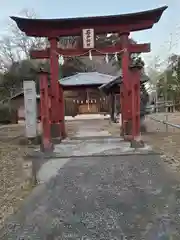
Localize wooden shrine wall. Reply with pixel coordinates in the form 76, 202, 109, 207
64, 88, 111, 116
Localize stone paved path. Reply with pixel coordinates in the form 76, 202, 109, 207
1, 119, 180, 239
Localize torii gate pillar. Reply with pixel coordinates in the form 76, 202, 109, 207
38, 69, 54, 152
120, 33, 131, 136
49, 37, 66, 139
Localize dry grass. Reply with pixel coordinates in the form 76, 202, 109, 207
0, 124, 34, 228
144, 113, 180, 152
98, 113, 180, 172
0, 120, 84, 228
143, 113, 180, 171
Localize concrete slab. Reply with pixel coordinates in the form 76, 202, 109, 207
34, 137, 152, 157
75, 130, 110, 138
37, 158, 70, 184
31, 119, 153, 184
54, 138, 152, 156
65, 114, 110, 121
35, 137, 132, 183
33, 138, 153, 187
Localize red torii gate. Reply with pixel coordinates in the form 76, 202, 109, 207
11, 6, 167, 150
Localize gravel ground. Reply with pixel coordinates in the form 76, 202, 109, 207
1, 154, 180, 239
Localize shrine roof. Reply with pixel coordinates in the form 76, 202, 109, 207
11, 6, 167, 37
99, 72, 149, 94
59, 72, 118, 87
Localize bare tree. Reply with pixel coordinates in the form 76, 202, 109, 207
0, 9, 47, 71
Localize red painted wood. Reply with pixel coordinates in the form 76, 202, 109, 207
30, 43, 150, 59
49, 21, 154, 37
11, 6, 167, 37
49, 38, 67, 138
135, 70, 140, 137
12, 19, 161, 37
129, 68, 141, 138
120, 86, 124, 134
49, 38, 60, 122
58, 85, 66, 138
131, 78, 136, 138
120, 34, 130, 90
120, 34, 131, 137
40, 71, 53, 151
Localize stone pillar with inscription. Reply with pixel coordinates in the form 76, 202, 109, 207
23, 81, 37, 140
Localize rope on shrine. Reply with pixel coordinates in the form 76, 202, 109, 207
54, 48, 127, 65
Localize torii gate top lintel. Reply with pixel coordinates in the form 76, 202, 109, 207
11, 6, 167, 37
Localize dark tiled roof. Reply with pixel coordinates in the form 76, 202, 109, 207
99, 73, 149, 94
59, 72, 118, 87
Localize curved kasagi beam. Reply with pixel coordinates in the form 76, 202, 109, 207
10, 6, 168, 37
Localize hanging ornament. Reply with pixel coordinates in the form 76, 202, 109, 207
115, 52, 118, 62
105, 53, 109, 63
89, 50, 92, 60
59, 55, 64, 65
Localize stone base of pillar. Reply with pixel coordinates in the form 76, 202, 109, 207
40, 140, 54, 153
51, 123, 61, 139
121, 120, 146, 136
60, 121, 66, 139
50, 122, 66, 142
130, 137, 144, 148
52, 137, 62, 144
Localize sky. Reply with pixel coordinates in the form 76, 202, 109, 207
0, 0, 180, 66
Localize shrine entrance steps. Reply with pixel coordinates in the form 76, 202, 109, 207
28, 118, 153, 184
